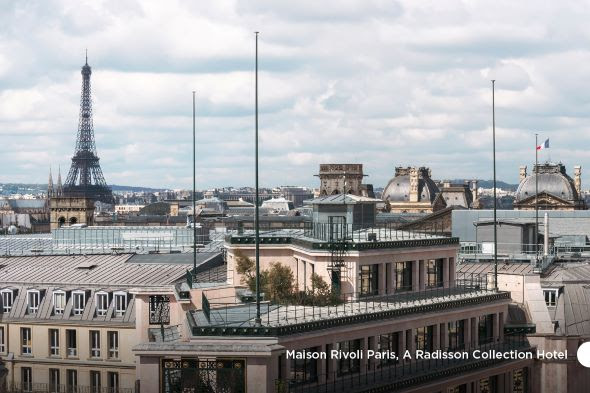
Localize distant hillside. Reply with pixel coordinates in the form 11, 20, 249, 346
0, 183, 170, 195
110, 185, 170, 193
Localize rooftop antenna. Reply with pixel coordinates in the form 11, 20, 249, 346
192, 91, 197, 276
492, 80, 498, 291
254, 31, 262, 326
535, 133, 539, 268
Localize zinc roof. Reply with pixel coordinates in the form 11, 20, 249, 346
0, 254, 190, 287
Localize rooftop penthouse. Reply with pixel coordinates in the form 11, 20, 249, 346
133, 196, 534, 393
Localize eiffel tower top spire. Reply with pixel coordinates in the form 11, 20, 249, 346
62, 55, 113, 204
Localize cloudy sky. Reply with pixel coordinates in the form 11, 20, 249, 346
2, 0, 590, 189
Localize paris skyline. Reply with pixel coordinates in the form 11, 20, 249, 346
1, 0, 589, 189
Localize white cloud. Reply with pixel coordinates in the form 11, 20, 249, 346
2, 0, 590, 188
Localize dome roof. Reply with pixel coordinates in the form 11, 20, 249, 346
382, 174, 440, 203
515, 164, 578, 202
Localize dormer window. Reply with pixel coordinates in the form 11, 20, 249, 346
1, 289, 13, 313
72, 291, 86, 315
27, 290, 40, 314
53, 291, 66, 315
95, 292, 109, 316
114, 292, 127, 317
543, 289, 559, 307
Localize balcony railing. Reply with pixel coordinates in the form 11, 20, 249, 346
190, 273, 508, 336
275, 335, 532, 393
8, 383, 133, 393
229, 222, 454, 245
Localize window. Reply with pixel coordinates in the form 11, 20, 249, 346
478, 314, 494, 345
359, 264, 378, 296
448, 320, 465, 350
108, 331, 119, 359
336, 339, 361, 376
108, 372, 119, 392
21, 367, 32, 392
72, 291, 85, 315
479, 376, 498, 393
415, 325, 434, 352
95, 292, 109, 316
1, 289, 14, 312
21, 327, 32, 355
0, 326, 5, 353
289, 347, 319, 384
49, 369, 60, 393
49, 329, 60, 356
90, 330, 101, 358
544, 289, 558, 307
149, 295, 170, 325
427, 259, 443, 288
512, 367, 528, 393
27, 290, 40, 314
66, 370, 77, 393
114, 292, 127, 317
66, 329, 77, 357
90, 371, 101, 393
378, 332, 400, 366
395, 261, 412, 291
53, 291, 66, 315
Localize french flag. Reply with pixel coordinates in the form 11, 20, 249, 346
537, 138, 549, 150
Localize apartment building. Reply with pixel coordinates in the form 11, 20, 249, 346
0, 253, 203, 393
132, 196, 536, 393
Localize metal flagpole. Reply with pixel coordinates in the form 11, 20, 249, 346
535, 133, 539, 267
193, 91, 197, 276
254, 31, 262, 326
492, 80, 498, 290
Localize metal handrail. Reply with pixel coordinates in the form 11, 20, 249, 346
195, 273, 493, 329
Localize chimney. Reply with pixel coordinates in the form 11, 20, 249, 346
544, 213, 549, 257
409, 167, 419, 202
443, 180, 451, 188
574, 166, 582, 196
519, 166, 527, 183
471, 180, 479, 201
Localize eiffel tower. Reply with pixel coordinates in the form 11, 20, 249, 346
62, 54, 113, 204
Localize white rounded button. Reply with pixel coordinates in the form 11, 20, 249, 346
577, 342, 590, 368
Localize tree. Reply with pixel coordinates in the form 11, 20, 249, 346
305, 273, 341, 306
266, 262, 295, 303
234, 250, 257, 293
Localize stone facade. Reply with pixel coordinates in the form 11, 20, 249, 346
317, 164, 373, 197
49, 196, 95, 229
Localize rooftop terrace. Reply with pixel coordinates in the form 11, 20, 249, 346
228, 222, 458, 251
189, 273, 507, 336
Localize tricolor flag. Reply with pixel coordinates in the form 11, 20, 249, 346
537, 138, 549, 150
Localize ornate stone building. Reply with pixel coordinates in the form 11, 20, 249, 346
514, 163, 586, 210
316, 164, 374, 197
49, 197, 95, 229
381, 166, 479, 213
